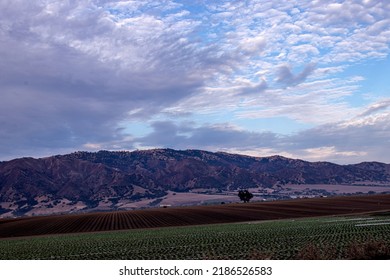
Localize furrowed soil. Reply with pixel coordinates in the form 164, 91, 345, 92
1, 194, 390, 239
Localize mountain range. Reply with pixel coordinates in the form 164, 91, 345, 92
1, 149, 390, 217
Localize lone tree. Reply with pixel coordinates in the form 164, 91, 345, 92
238, 189, 253, 203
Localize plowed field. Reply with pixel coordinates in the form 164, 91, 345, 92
1, 194, 390, 238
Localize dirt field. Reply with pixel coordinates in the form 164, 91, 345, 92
285, 184, 390, 194
1, 194, 390, 239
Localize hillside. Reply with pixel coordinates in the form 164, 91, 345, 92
0, 149, 390, 217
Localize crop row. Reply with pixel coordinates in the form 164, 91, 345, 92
1, 215, 390, 259
1, 194, 390, 238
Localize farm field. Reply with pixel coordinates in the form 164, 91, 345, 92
1, 194, 390, 239
1, 213, 390, 259
284, 184, 390, 195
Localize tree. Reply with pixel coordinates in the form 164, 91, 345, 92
238, 189, 253, 203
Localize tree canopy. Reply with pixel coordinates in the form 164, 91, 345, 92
238, 190, 253, 203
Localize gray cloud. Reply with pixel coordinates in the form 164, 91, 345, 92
284, 113, 390, 163
238, 80, 268, 96
136, 121, 278, 150
276, 63, 317, 86
132, 114, 390, 164
0, 0, 231, 158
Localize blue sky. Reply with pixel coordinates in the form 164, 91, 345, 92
0, 0, 389, 163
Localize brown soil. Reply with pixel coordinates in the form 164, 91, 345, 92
1, 194, 390, 238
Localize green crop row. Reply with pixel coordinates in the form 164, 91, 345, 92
1, 215, 389, 260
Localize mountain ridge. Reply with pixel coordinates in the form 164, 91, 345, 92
1, 149, 389, 217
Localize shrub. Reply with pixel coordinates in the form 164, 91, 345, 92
346, 240, 390, 260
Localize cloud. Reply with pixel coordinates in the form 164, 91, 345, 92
0, 0, 226, 158
164, 0, 390, 121
135, 121, 278, 150
280, 111, 390, 163
240, 36, 267, 55
132, 110, 390, 163
236, 79, 268, 96
276, 63, 317, 86
358, 99, 390, 117
0, 0, 389, 163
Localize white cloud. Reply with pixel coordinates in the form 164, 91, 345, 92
296, 146, 368, 162
166, 0, 390, 122
358, 99, 390, 117
240, 36, 266, 55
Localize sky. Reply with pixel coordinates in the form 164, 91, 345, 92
0, 0, 389, 164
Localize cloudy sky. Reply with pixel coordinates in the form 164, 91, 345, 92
1, 0, 389, 163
